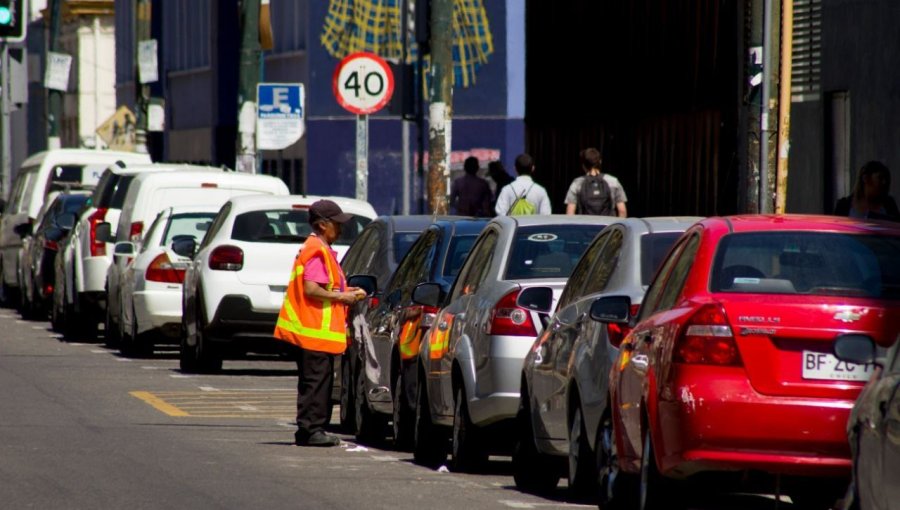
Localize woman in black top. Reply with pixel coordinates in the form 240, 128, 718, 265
834, 160, 899, 221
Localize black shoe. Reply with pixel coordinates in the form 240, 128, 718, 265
296, 431, 341, 447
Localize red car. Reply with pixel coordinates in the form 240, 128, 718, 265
597, 215, 900, 510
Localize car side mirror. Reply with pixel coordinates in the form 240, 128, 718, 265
171, 235, 198, 258
516, 286, 553, 314
833, 334, 881, 367
589, 295, 632, 324
13, 222, 32, 238
95, 222, 112, 243
412, 282, 442, 308
347, 274, 377, 297
56, 213, 76, 231
113, 241, 136, 258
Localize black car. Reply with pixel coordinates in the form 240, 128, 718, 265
834, 334, 900, 510
343, 217, 488, 447
337, 216, 441, 420
20, 192, 90, 320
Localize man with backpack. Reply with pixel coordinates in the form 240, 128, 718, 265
495, 153, 552, 216
565, 147, 627, 217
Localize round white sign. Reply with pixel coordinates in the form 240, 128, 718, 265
332, 52, 395, 115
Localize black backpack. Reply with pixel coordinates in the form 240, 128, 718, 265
577, 174, 615, 215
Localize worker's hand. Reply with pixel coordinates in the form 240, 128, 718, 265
336, 290, 365, 305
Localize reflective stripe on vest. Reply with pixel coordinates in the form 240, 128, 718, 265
273, 235, 348, 354
398, 317, 423, 360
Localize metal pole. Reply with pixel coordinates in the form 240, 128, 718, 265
1, 43, 11, 199
775, 0, 793, 214
133, 0, 151, 154
47, 0, 62, 149
401, 119, 410, 214
236, 0, 261, 173
759, 0, 774, 213
427, 0, 453, 214
355, 114, 368, 201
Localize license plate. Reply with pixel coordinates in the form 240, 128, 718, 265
802, 351, 875, 382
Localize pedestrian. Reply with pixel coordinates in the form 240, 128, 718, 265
495, 153, 552, 216
274, 199, 367, 447
449, 156, 493, 217
833, 160, 899, 221
487, 160, 514, 209
565, 147, 627, 217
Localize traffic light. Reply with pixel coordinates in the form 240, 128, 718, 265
0, 0, 26, 43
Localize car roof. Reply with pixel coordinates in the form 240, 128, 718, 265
161, 205, 224, 215
492, 214, 616, 228
386, 215, 451, 231
712, 214, 900, 235
626, 216, 703, 233
224, 194, 378, 219
21, 149, 151, 167
433, 217, 490, 235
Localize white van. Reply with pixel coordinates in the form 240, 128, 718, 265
0, 149, 151, 301
103, 169, 290, 343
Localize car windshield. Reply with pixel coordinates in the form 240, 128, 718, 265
711, 232, 900, 299
640, 232, 682, 285
393, 232, 421, 263
230, 209, 371, 245
161, 213, 217, 246
442, 235, 477, 277
505, 225, 604, 280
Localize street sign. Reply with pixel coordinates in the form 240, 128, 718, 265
137, 39, 159, 84
332, 52, 395, 115
45, 52, 72, 91
256, 83, 305, 151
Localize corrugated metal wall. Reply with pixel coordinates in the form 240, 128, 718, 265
525, 0, 739, 217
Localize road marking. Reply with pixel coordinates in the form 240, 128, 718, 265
91, 349, 107, 353
199, 386, 219, 392
498, 501, 594, 509
170, 374, 193, 378
130, 390, 296, 418
31, 326, 47, 330
131, 391, 190, 417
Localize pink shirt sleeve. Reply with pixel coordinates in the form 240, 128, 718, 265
303, 254, 330, 285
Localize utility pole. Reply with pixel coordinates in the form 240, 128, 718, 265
133, 0, 151, 154
426, 0, 452, 214
236, 0, 261, 173
1, 43, 10, 198
775, 0, 793, 214
47, 0, 62, 150
759, 0, 776, 214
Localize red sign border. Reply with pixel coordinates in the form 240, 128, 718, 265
332, 52, 396, 115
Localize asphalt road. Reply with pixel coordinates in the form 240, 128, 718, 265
0, 309, 804, 510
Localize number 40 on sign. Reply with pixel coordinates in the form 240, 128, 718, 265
332, 52, 394, 116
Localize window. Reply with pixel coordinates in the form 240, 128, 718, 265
583, 228, 624, 296
638, 234, 691, 322
140, 212, 165, 254
451, 229, 498, 301
711, 232, 900, 299
557, 230, 608, 309
504, 225, 604, 280
161, 212, 217, 246
654, 234, 700, 312
386, 230, 438, 303
231, 209, 313, 243
199, 203, 231, 250
640, 233, 682, 285
442, 235, 478, 278
341, 227, 374, 275
8, 168, 36, 213
393, 232, 423, 264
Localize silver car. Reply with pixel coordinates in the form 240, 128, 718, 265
513, 217, 698, 501
412, 215, 612, 471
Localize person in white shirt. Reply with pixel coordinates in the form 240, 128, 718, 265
495, 153, 553, 216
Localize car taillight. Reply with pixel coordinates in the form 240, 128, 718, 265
129, 221, 144, 243
145, 253, 185, 284
44, 239, 59, 251
368, 296, 380, 308
489, 289, 537, 337
88, 208, 108, 257
209, 245, 243, 271
607, 304, 641, 348
42, 283, 54, 298
674, 303, 742, 366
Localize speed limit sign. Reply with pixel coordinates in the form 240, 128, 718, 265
333, 52, 395, 115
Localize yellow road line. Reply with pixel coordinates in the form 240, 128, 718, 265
130, 391, 190, 417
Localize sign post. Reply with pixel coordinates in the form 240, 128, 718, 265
333, 52, 394, 203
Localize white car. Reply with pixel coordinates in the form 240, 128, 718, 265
104, 169, 290, 348
180, 194, 377, 372
59, 163, 192, 337
115, 206, 220, 357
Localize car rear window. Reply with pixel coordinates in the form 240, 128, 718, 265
640, 232, 682, 285
94, 174, 136, 209
393, 232, 421, 263
230, 209, 371, 245
161, 213, 217, 246
505, 225, 605, 280
711, 232, 900, 299
442, 235, 477, 277
44, 164, 104, 194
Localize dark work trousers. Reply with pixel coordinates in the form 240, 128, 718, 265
294, 347, 334, 442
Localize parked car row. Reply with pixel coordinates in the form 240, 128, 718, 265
337, 214, 899, 510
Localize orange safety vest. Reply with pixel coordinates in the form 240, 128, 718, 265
273, 234, 348, 354
398, 313, 424, 360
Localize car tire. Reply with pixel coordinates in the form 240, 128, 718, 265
450, 386, 487, 473
120, 307, 153, 358
179, 315, 199, 373
788, 479, 844, 510
0, 270, 19, 309
413, 376, 448, 468
512, 394, 560, 495
596, 410, 635, 510
104, 292, 120, 348
353, 362, 386, 444
568, 405, 598, 501
392, 371, 415, 451
50, 292, 63, 332
639, 428, 681, 510
339, 353, 356, 432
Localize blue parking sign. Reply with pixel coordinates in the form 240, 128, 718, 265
257, 83, 305, 150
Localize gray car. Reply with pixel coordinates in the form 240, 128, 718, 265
412, 215, 612, 471
513, 217, 698, 501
